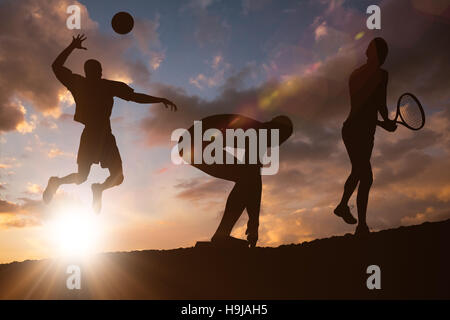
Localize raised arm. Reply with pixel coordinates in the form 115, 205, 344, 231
52, 34, 86, 84
129, 92, 177, 111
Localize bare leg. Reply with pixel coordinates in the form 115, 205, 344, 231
339, 170, 359, 207
43, 163, 90, 203
335, 132, 360, 224
91, 167, 124, 213
356, 163, 373, 227
212, 181, 247, 239
58, 163, 91, 185
334, 167, 359, 225
335, 135, 367, 225
245, 173, 262, 248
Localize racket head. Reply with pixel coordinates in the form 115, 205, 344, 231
395, 93, 425, 130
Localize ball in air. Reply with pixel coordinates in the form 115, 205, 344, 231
111, 11, 134, 35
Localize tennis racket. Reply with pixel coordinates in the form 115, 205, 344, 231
394, 93, 425, 130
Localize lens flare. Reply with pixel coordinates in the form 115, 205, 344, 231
48, 205, 102, 258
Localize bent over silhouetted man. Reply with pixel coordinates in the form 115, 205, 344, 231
180, 114, 293, 247
334, 37, 397, 236
43, 34, 177, 213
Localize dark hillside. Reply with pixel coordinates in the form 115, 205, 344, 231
1, 219, 449, 299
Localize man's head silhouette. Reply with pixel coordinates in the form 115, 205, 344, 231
266, 115, 293, 144
366, 37, 388, 66
84, 59, 102, 79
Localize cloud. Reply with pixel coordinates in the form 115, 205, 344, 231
314, 20, 328, 41
0, 197, 43, 229
15, 103, 38, 134
1, 0, 449, 249
133, 15, 165, 72
0, 189, 91, 230
25, 183, 43, 195
175, 177, 231, 203
189, 74, 208, 89
186, 0, 217, 11
242, 0, 272, 15
137, 0, 450, 246
0, 0, 93, 129
0, 0, 162, 133
189, 54, 231, 89
47, 147, 75, 159
0, 157, 20, 171
180, 0, 230, 48
194, 14, 231, 47
221, 64, 257, 91
0, 199, 20, 214
0, 103, 24, 133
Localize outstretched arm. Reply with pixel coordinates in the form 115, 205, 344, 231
129, 92, 177, 111
52, 34, 86, 84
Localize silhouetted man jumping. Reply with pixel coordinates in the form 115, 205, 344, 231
334, 37, 397, 236
43, 34, 177, 213
180, 114, 293, 247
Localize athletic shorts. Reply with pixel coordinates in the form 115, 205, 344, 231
77, 127, 122, 170
342, 124, 374, 166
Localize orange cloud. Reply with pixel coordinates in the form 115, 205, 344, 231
0, 0, 162, 133
47, 148, 74, 159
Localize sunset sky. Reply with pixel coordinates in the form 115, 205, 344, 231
0, 0, 449, 263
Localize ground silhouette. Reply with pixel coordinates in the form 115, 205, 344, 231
0, 219, 449, 299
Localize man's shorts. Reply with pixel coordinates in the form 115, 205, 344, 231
342, 124, 374, 166
77, 127, 122, 170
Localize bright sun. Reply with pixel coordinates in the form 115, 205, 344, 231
48, 205, 102, 258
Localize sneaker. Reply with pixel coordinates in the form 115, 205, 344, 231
211, 235, 250, 249
334, 204, 357, 225
43, 177, 59, 204
245, 229, 258, 248
91, 183, 103, 214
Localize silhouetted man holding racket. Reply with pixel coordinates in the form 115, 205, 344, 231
334, 38, 397, 236
43, 34, 177, 213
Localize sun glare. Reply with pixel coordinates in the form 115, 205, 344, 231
48, 205, 103, 258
